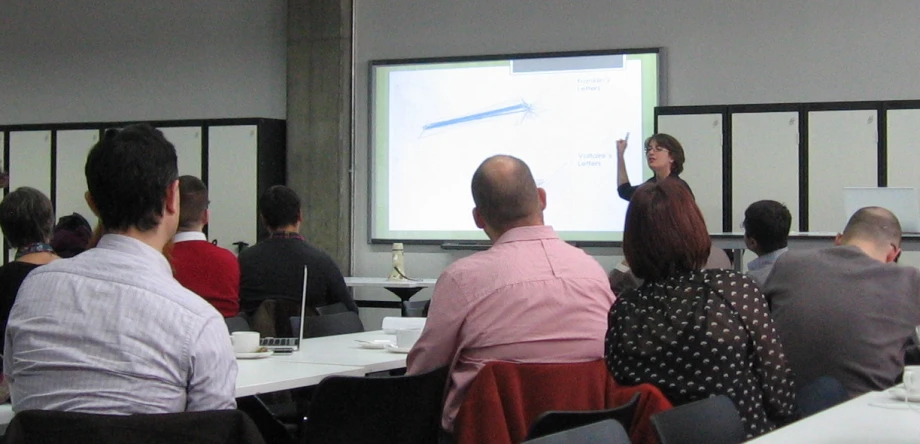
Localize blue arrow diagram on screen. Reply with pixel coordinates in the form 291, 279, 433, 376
422, 100, 533, 131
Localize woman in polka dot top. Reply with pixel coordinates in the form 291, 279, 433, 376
605, 179, 796, 439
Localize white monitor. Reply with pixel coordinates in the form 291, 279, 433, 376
842, 187, 920, 233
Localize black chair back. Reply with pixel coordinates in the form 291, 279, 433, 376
293, 312, 364, 338
226, 315, 252, 333
1, 409, 265, 444
301, 366, 448, 444
650, 395, 745, 444
523, 419, 630, 444
796, 375, 849, 417
315, 303, 349, 316
526, 392, 640, 440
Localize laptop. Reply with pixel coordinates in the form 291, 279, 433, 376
259, 265, 308, 351
843, 187, 920, 233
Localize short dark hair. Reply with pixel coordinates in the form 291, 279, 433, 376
471, 155, 540, 232
841, 206, 902, 247
259, 185, 301, 230
645, 133, 686, 175
743, 200, 792, 253
178, 175, 208, 230
50, 212, 93, 258
624, 179, 711, 281
85, 124, 178, 232
0, 187, 55, 249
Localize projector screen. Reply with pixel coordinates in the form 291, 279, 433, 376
369, 49, 660, 243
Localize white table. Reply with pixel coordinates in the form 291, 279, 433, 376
235, 359, 364, 397
271, 330, 408, 373
747, 390, 920, 443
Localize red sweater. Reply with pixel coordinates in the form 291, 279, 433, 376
170, 240, 240, 317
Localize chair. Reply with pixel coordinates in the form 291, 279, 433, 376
523, 419, 630, 444
454, 360, 672, 444
315, 303, 349, 315
1, 409, 265, 444
650, 395, 745, 444
401, 300, 429, 317
226, 315, 253, 333
796, 376, 849, 418
526, 392, 640, 440
300, 365, 448, 444
291, 312, 365, 338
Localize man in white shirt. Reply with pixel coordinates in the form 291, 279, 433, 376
743, 200, 792, 286
3, 124, 237, 414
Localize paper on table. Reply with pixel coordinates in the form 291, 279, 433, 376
382, 316, 426, 334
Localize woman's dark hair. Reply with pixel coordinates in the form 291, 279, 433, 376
85, 124, 178, 232
623, 179, 710, 281
645, 133, 686, 175
50, 212, 94, 258
0, 187, 55, 249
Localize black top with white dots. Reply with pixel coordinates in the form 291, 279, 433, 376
605, 269, 795, 438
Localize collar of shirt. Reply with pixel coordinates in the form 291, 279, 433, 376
493, 225, 558, 246
269, 231, 305, 241
97, 234, 173, 277
173, 231, 208, 243
748, 247, 788, 271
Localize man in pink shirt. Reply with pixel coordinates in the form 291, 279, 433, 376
407, 155, 617, 434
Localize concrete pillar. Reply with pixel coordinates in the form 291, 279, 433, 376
287, 0, 353, 270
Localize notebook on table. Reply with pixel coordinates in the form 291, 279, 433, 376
259, 265, 308, 351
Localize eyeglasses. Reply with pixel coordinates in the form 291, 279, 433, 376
644, 145, 669, 154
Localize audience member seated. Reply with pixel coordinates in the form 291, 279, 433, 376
0, 187, 60, 355
3, 124, 237, 414
764, 206, 920, 397
605, 180, 795, 439
743, 200, 791, 286
608, 246, 734, 295
49, 212, 93, 258
239, 185, 357, 320
170, 175, 240, 317
407, 155, 617, 435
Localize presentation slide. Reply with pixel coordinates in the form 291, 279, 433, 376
371, 50, 659, 242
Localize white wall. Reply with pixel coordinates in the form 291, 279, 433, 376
0, 0, 287, 124
351, 0, 920, 305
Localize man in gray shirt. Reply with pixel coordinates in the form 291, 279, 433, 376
764, 207, 920, 397
3, 125, 237, 413
743, 200, 791, 286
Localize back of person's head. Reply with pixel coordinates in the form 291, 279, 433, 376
0, 187, 55, 249
743, 200, 792, 253
645, 133, 686, 175
471, 155, 542, 233
624, 179, 711, 281
259, 185, 301, 231
178, 175, 209, 231
840, 206, 902, 249
50, 212, 93, 258
85, 124, 178, 232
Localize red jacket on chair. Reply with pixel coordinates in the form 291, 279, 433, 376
453, 360, 672, 444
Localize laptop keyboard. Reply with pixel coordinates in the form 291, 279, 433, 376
260, 338, 299, 347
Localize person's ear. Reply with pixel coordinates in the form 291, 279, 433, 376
298, 210, 304, 224
834, 233, 844, 246
164, 180, 180, 215
744, 234, 757, 252
472, 207, 485, 229
886, 245, 902, 263
202, 209, 211, 227
84, 192, 100, 217
537, 188, 547, 210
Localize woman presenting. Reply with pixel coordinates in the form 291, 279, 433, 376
616, 133, 692, 201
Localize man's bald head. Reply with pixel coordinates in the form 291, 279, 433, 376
840, 206, 902, 248
471, 155, 543, 234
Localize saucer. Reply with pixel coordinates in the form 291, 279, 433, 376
385, 343, 412, 354
235, 350, 274, 359
355, 339, 393, 349
887, 387, 920, 403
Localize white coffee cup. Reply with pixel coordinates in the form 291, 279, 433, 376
904, 366, 920, 395
231, 331, 261, 353
396, 328, 422, 349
